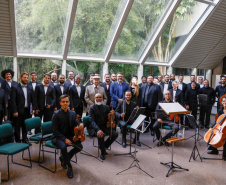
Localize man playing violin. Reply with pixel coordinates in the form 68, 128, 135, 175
153, 90, 179, 146
88, 93, 118, 160
115, 90, 140, 148
52, 94, 83, 178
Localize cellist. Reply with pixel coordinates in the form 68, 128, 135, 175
88, 93, 118, 160
207, 96, 226, 160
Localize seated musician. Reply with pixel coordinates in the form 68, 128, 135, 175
52, 94, 83, 178
153, 90, 179, 146
207, 96, 226, 160
88, 93, 118, 160
115, 90, 140, 148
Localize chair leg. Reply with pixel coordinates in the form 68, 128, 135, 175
12, 148, 32, 168
1, 155, 10, 182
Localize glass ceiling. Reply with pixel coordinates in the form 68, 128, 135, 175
12, 0, 217, 65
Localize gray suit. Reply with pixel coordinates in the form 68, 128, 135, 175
85, 85, 107, 109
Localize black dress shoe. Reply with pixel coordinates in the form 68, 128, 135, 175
35, 141, 39, 144
59, 156, 67, 169
207, 150, 219, 155
27, 131, 32, 135
103, 151, 108, 155
222, 156, 226, 161
67, 166, 73, 178
164, 141, 169, 147
100, 154, 105, 160
136, 140, 141, 147
151, 131, 155, 136
157, 142, 163, 147
122, 142, 126, 148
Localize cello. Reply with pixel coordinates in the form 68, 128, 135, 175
204, 113, 226, 148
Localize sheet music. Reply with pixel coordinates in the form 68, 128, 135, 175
158, 102, 190, 115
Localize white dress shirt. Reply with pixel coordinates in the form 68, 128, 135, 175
163, 83, 169, 94
173, 89, 176, 102
76, 84, 81, 97
21, 83, 28, 107
178, 83, 183, 91
43, 83, 48, 105
7, 80, 12, 88
31, 81, 36, 91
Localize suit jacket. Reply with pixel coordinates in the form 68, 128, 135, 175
3, 80, 18, 103
52, 109, 79, 141
49, 81, 59, 88
65, 79, 75, 87
85, 85, 107, 107
88, 104, 110, 133
34, 84, 56, 111
169, 88, 184, 106
139, 83, 146, 88
140, 83, 162, 110
100, 82, 111, 106
69, 84, 86, 109
110, 82, 129, 108
0, 88, 7, 115
11, 84, 33, 115
115, 100, 136, 120
187, 82, 200, 91
27, 81, 42, 92
0, 78, 5, 88
160, 81, 172, 93
54, 84, 70, 109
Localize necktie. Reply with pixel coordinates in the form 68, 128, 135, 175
44, 84, 49, 87
22, 85, 27, 88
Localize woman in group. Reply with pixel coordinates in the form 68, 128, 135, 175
129, 77, 141, 107
207, 96, 226, 160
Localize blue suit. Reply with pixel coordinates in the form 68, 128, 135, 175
110, 82, 129, 108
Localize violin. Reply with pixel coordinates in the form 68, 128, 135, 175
169, 114, 179, 123
107, 103, 116, 128
73, 115, 85, 142
204, 113, 226, 148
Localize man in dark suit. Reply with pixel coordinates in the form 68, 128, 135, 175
52, 94, 83, 178
115, 91, 139, 148
197, 77, 204, 88
177, 74, 187, 104
160, 74, 172, 95
0, 86, 7, 125
138, 76, 147, 87
1, 69, 18, 121
187, 75, 200, 91
0, 77, 6, 89
54, 74, 70, 110
88, 93, 118, 160
215, 75, 226, 110
65, 71, 75, 87
110, 72, 129, 109
141, 74, 162, 134
11, 72, 33, 143
34, 73, 56, 123
100, 74, 111, 106
85, 74, 95, 87
170, 73, 175, 82
169, 81, 184, 105
153, 91, 179, 146
69, 75, 86, 117
49, 72, 59, 87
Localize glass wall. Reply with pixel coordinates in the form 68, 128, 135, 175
143, 65, 159, 77
66, 61, 103, 85
148, 0, 209, 63
17, 58, 63, 82
108, 63, 138, 83
15, 0, 70, 55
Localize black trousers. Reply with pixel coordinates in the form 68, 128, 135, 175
0, 110, 3, 125
199, 104, 212, 127
13, 108, 32, 143
74, 106, 83, 118
153, 120, 179, 140
118, 120, 140, 142
52, 137, 82, 167
144, 107, 155, 131
36, 107, 54, 133
89, 127, 118, 153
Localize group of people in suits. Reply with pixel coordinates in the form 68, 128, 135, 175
1, 68, 226, 178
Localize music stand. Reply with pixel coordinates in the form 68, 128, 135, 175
116, 115, 153, 178
186, 114, 202, 162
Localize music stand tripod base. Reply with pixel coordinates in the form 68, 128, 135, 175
161, 138, 189, 177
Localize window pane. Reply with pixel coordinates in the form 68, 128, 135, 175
108, 63, 137, 83
68, 0, 125, 58
66, 61, 103, 85
17, 58, 63, 82
143, 65, 160, 77
111, 0, 171, 60
15, 0, 70, 55
148, 0, 209, 63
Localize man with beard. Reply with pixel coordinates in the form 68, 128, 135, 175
170, 74, 175, 82
88, 93, 118, 160
111, 73, 116, 83
70, 75, 86, 118
215, 75, 226, 110
141, 74, 162, 135
110, 72, 129, 109
49, 72, 58, 87
100, 74, 111, 106
54, 74, 70, 110
65, 71, 75, 86
11, 72, 33, 143
160, 74, 172, 95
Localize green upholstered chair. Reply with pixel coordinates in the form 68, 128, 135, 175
0, 123, 32, 182
38, 121, 77, 173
